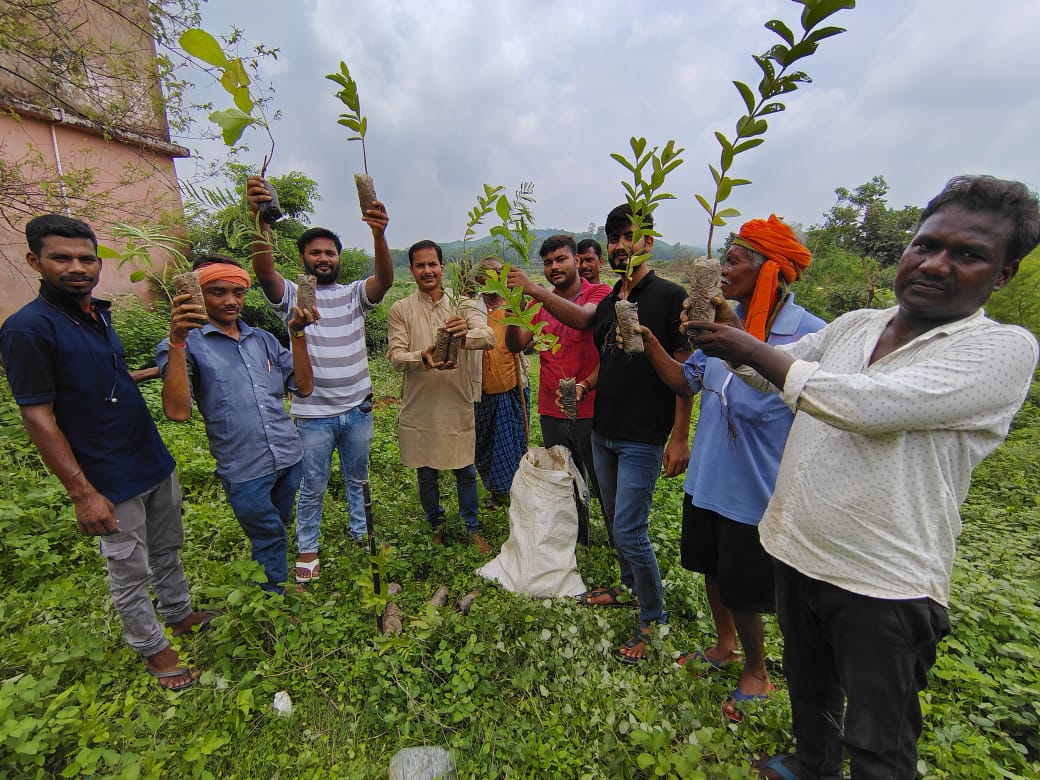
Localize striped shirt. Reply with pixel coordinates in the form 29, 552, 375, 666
268, 277, 375, 417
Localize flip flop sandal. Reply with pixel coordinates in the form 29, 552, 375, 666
752, 754, 800, 780
677, 648, 739, 676
295, 558, 321, 584
578, 586, 639, 608
146, 664, 198, 691
613, 631, 651, 665
723, 682, 776, 723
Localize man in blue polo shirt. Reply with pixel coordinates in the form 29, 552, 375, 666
157, 256, 315, 593
0, 214, 216, 691
639, 216, 824, 722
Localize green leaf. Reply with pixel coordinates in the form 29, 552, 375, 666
764, 19, 795, 45
807, 25, 847, 43
232, 86, 253, 113
717, 207, 741, 218
209, 108, 256, 145
359, 116, 368, 138
759, 102, 786, 115
220, 59, 250, 94
717, 178, 733, 201
630, 136, 647, 158
129, 270, 146, 282
729, 177, 752, 187
96, 244, 119, 259
733, 80, 756, 114
695, 193, 714, 215
801, 0, 855, 32
495, 195, 511, 223
768, 43, 792, 67
709, 165, 722, 186
733, 138, 764, 154
179, 29, 228, 68
712, 215, 728, 226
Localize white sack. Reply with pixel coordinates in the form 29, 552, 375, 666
478, 445, 587, 597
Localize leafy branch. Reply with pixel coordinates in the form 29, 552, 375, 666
696, 0, 855, 257
179, 27, 277, 174
463, 184, 504, 257
326, 60, 369, 174
97, 224, 190, 301
610, 137, 685, 284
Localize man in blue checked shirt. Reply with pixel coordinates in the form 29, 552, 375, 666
158, 255, 316, 593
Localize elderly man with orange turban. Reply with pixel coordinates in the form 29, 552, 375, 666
637, 214, 825, 722
158, 255, 316, 593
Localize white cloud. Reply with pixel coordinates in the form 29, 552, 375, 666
175, 0, 1040, 251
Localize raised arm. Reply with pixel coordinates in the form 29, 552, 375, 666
363, 201, 394, 304
507, 266, 598, 330
246, 175, 286, 304
506, 323, 533, 354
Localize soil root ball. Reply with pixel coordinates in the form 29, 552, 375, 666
355, 173, 378, 214
432, 327, 460, 366
173, 272, 207, 319
615, 299, 643, 353
382, 582, 404, 635
296, 274, 317, 312
682, 256, 722, 336
456, 588, 481, 616
558, 378, 577, 420
430, 586, 450, 607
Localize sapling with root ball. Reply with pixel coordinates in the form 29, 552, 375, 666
609, 137, 685, 353
681, 0, 854, 338
179, 27, 283, 223
326, 60, 378, 214
431, 257, 479, 367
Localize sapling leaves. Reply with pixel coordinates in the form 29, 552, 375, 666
326, 60, 369, 173
179, 28, 228, 68
695, 2, 854, 256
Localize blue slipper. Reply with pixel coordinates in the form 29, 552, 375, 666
723, 682, 775, 723
677, 648, 737, 676
752, 754, 800, 780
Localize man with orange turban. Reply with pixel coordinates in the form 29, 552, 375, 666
158, 255, 316, 593
637, 215, 824, 722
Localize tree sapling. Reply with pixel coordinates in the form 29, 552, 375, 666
326, 60, 377, 214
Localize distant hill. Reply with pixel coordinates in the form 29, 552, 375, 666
389, 227, 706, 267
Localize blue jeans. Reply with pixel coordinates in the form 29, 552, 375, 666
222, 460, 303, 592
591, 431, 666, 626
295, 403, 374, 549
417, 465, 479, 533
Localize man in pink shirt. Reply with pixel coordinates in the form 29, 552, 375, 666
506, 234, 611, 545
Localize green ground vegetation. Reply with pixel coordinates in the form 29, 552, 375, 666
1, 328, 1038, 777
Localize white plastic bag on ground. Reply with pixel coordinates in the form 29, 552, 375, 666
478, 445, 587, 597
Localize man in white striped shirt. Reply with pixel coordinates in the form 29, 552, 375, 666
689, 175, 1040, 780
248, 176, 393, 584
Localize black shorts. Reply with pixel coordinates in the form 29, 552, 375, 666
680, 494, 775, 614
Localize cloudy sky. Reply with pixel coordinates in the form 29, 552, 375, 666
175, 0, 1040, 253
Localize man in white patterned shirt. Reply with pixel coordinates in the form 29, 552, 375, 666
248, 177, 393, 583
689, 176, 1040, 780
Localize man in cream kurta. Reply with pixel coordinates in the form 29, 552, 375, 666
388, 240, 494, 553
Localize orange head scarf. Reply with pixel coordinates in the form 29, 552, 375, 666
196, 263, 251, 289
732, 214, 811, 341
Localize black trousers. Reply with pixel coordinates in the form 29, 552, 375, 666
540, 415, 603, 546
775, 561, 951, 780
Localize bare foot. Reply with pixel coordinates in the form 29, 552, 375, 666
145, 646, 200, 691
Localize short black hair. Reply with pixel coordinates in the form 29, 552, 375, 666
25, 214, 98, 255
605, 203, 653, 241
539, 234, 577, 259
297, 227, 342, 255
408, 239, 443, 266
191, 253, 243, 270
575, 238, 602, 258
920, 175, 1040, 264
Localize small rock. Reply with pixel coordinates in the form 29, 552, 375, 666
388, 746, 456, 780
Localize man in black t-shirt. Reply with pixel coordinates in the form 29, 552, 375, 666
575, 204, 692, 663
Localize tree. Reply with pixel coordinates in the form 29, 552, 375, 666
984, 247, 1040, 338
813, 175, 920, 267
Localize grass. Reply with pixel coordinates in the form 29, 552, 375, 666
0, 355, 1038, 779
